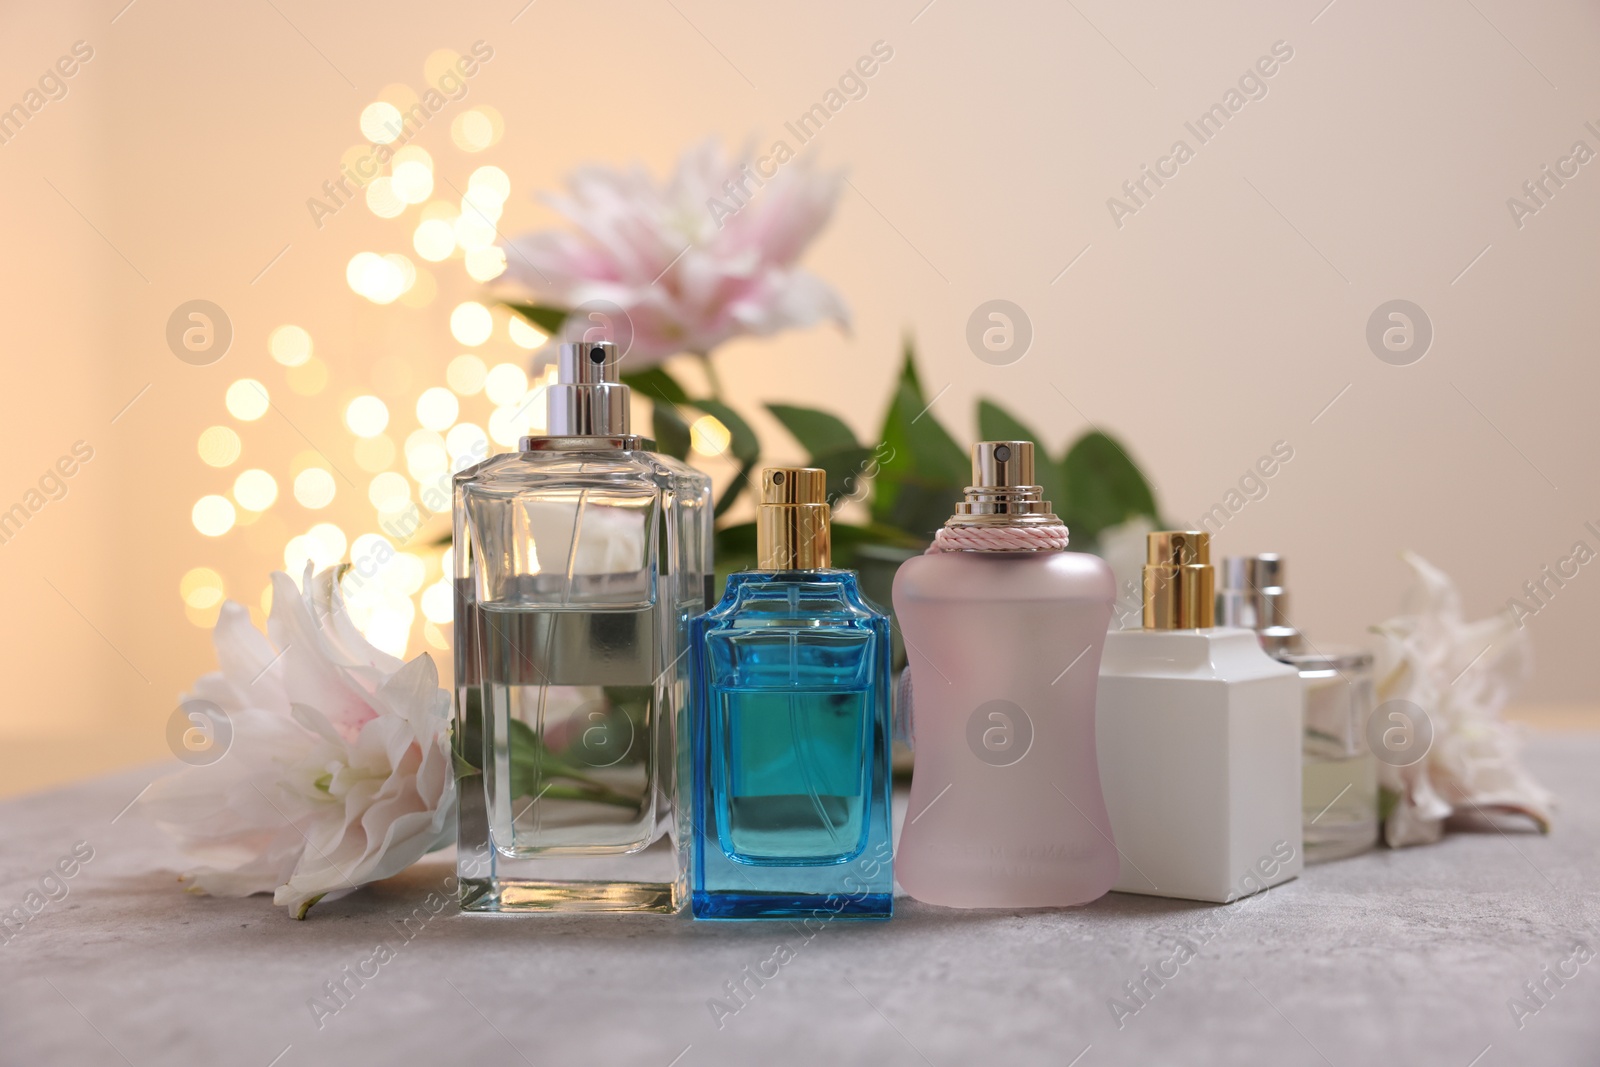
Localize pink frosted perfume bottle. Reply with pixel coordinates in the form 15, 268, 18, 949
892, 441, 1120, 909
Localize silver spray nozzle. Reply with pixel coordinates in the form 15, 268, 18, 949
946, 441, 1062, 529
545, 341, 630, 436
1218, 553, 1301, 652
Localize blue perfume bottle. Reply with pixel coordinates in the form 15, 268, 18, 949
690, 468, 893, 920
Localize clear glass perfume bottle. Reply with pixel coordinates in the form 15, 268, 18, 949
892, 442, 1120, 909
690, 468, 893, 920
1217, 554, 1379, 863
453, 340, 712, 913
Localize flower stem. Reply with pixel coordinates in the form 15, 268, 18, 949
697, 351, 724, 403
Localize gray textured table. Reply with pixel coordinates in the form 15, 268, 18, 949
3, 735, 1596, 1067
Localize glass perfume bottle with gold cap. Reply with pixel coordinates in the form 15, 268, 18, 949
1096, 531, 1304, 904
689, 468, 893, 920
453, 340, 712, 913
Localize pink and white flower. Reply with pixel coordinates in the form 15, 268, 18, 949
1371, 552, 1554, 846
505, 139, 848, 364
142, 566, 455, 918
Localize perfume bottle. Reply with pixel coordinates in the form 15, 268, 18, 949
893, 441, 1120, 909
690, 468, 893, 920
1218, 554, 1378, 863
1097, 531, 1303, 903
453, 340, 713, 913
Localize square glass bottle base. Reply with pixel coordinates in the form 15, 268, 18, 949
691, 889, 891, 921
457, 844, 686, 914
690, 835, 896, 921
455, 772, 688, 915
462, 878, 678, 914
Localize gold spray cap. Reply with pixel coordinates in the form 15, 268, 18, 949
1143, 530, 1215, 630
756, 468, 831, 570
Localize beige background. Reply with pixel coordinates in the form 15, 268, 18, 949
2, 0, 1595, 795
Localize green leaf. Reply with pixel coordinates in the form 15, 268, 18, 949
767, 404, 871, 503
830, 522, 927, 552
711, 521, 921, 586
715, 521, 920, 559
1378, 785, 1400, 827
621, 366, 694, 459
766, 404, 860, 457
811, 447, 875, 505
506, 718, 544, 801
652, 402, 691, 460
711, 521, 757, 601
871, 338, 969, 540
505, 303, 568, 335
505, 717, 642, 809
1059, 429, 1159, 544
976, 398, 1033, 444
714, 521, 758, 558
622, 366, 691, 406
454, 686, 483, 773
977, 399, 1066, 511
692, 399, 761, 520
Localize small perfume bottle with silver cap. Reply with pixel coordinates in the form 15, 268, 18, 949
1218, 554, 1378, 863
689, 468, 893, 920
893, 442, 1120, 909
1097, 532, 1303, 903
453, 340, 713, 913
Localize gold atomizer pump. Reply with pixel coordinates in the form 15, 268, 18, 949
756, 467, 831, 570
1143, 530, 1215, 630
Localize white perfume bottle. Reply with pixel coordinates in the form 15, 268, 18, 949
1096, 531, 1303, 903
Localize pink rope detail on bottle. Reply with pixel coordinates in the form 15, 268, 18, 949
925, 524, 1070, 554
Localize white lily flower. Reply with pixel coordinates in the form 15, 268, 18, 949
1370, 552, 1553, 847
143, 566, 455, 918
